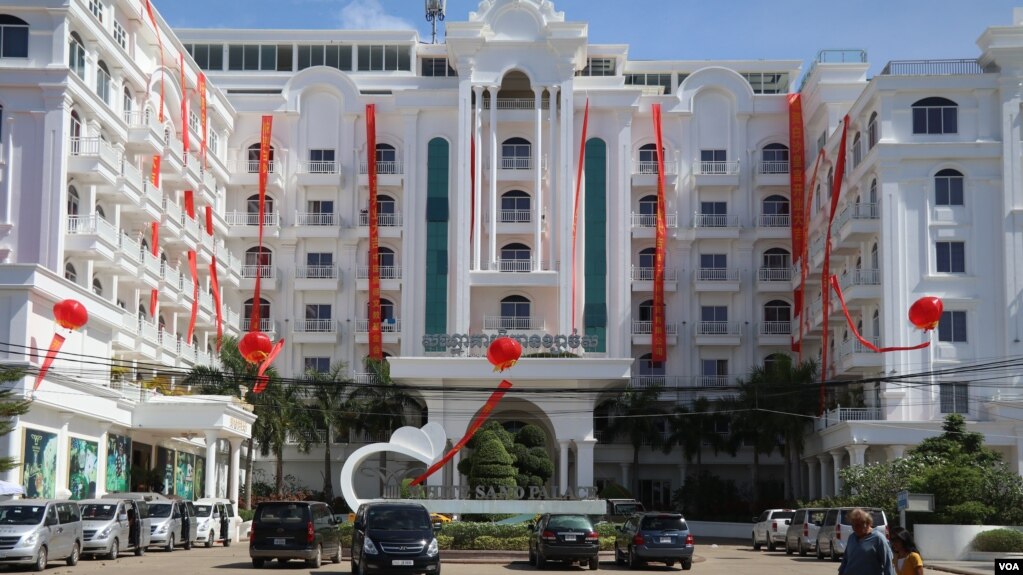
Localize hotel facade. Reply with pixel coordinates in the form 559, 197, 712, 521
1, 0, 1022, 508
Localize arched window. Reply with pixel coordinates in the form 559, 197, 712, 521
638, 352, 664, 375
935, 168, 964, 206
763, 353, 786, 371
912, 97, 958, 135
69, 31, 86, 79
501, 137, 531, 169
0, 15, 29, 58
138, 304, 147, 319
64, 262, 77, 283
377, 194, 396, 214
500, 190, 531, 222
375, 143, 396, 163
763, 300, 791, 327
852, 133, 862, 167
499, 295, 531, 329
814, 184, 821, 214
870, 243, 879, 269
372, 298, 396, 327
67, 186, 80, 216
499, 243, 531, 272
762, 194, 789, 226
96, 60, 111, 104
761, 143, 789, 174
869, 178, 878, 205
827, 168, 834, 200
762, 247, 790, 270
638, 299, 654, 322
638, 194, 658, 226
122, 86, 133, 116
638, 143, 661, 174
867, 112, 879, 148
69, 111, 82, 154
377, 246, 396, 273
243, 298, 271, 330
95, 205, 106, 220
92, 277, 103, 296
245, 194, 274, 225
246, 142, 275, 173
638, 247, 655, 275
245, 247, 272, 277
855, 256, 862, 271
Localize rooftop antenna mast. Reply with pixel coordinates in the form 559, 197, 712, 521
425, 0, 446, 44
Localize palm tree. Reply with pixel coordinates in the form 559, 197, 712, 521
350, 358, 420, 493
663, 396, 731, 480
301, 362, 358, 502
603, 384, 668, 497
250, 381, 308, 494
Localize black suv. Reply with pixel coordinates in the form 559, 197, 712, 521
528, 513, 600, 570
249, 501, 342, 568
351, 502, 440, 575
614, 512, 694, 570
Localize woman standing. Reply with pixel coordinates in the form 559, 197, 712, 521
891, 529, 924, 575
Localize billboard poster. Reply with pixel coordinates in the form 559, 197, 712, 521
105, 434, 131, 493
194, 456, 205, 499
175, 452, 194, 500
68, 437, 98, 500
156, 447, 175, 496
22, 428, 57, 499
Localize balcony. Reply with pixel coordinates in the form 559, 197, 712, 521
354, 318, 402, 344
295, 265, 341, 290
838, 337, 883, 372
227, 159, 284, 190
833, 202, 880, 249
108, 160, 145, 206
757, 321, 792, 346
68, 137, 121, 185
693, 214, 741, 238
815, 406, 884, 432
880, 58, 988, 76
240, 264, 278, 291
631, 161, 679, 187
757, 267, 792, 292
483, 259, 555, 273
296, 161, 342, 186
696, 375, 731, 388
630, 266, 678, 292
358, 211, 403, 227
482, 316, 544, 331
692, 160, 740, 187
482, 98, 551, 110
356, 265, 401, 291
241, 318, 277, 337
693, 268, 741, 292
292, 319, 340, 344
755, 161, 790, 186
225, 211, 281, 239
499, 209, 532, 224
694, 321, 742, 346
631, 321, 679, 346
756, 214, 791, 228
630, 212, 678, 239
295, 212, 338, 227
123, 110, 164, 154
358, 160, 404, 187
838, 268, 881, 303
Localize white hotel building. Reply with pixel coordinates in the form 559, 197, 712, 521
1, 0, 1022, 508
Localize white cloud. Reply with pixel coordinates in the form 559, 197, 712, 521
339, 0, 415, 30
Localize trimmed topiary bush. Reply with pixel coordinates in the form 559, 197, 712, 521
972, 529, 1023, 552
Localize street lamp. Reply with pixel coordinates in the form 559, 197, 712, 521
425, 0, 446, 44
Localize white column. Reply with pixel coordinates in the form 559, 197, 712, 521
454, 79, 472, 331
228, 438, 242, 509
400, 111, 419, 356
56, 413, 74, 498
558, 80, 575, 332
886, 444, 907, 462
574, 438, 596, 490
96, 425, 110, 497
472, 84, 483, 271
830, 450, 844, 497
488, 85, 498, 266
806, 458, 819, 500
846, 444, 868, 467
816, 454, 830, 498
204, 431, 218, 501
619, 463, 630, 493
3, 114, 14, 224
533, 86, 543, 271
558, 440, 570, 494
547, 86, 558, 270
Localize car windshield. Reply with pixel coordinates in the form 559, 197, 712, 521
148, 503, 172, 518
194, 505, 213, 517
773, 512, 795, 520
256, 504, 307, 525
0, 506, 45, 525
640, 515, 686, 531
366, 508, 431, 530
547, 515, 593, 531
81, 504, 117, 520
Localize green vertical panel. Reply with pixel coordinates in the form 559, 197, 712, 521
583, 138, 607, 352
425, 138, 449, 351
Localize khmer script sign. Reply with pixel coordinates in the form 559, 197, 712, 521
422, 331, 599, 353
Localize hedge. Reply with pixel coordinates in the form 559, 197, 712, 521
972, 529, 1023, 552
337, 521, 619, 551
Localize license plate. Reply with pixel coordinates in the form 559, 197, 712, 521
659, 537, 672, 543
392, 560, 414, 566
273, 538, 285, 546
564, 535, 577, 542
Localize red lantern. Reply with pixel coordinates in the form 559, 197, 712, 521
909, 296, 944, 331
487, 336, 522, 372
238, 331, 272, 364
53, 299, 88, 330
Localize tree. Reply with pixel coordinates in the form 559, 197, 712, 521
301, 362, 358, 502
603, 385, 668, 496
250, 381, 308, 494
350, 358, 419, 493
663, 396, 730, 480
510, 424, 554, 489
457, 421, 513, 478
468, 434, 517, 495
0, 368, 31, 473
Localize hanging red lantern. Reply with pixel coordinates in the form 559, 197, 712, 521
908, 296, 944, 331
53, 299, 88, 330
487, 336, 522, 372
238, 331, 272, 364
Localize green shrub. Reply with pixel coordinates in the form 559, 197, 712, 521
238, 509, 254, 522
436, 535, 454, 550
972, 529, 1023, 552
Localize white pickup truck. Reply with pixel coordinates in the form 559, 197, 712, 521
752, 509, 795, 551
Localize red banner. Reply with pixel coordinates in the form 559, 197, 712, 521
829, 275, 930, 353
253, 339, 285, 394
788, 95, 806, 262
187, 250, 199, 343
184, 190, 195, 219
210, 260, 223, 351
367, 104, 383, 360
409, 379, 513, 486
150, 221, 159, 318
199, 72, 207, 168
150, 155, 161, 188
205, 205, 213, 235
180, 52, 188, 155
651, 104, 667, 363
819, 115, 850, 414
571, 99, 589, 332
251, 116, 272, 329
143, 0, 164, 123
31, 333, 66, 393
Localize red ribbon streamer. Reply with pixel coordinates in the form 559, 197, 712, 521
251, 116, 272, 329
184, 190, 195, 219
367, 104, 383, 360
409, 379, 513, 486
187, 250, 199, 343
150, 221, 159, 318
252, 339, 285, 394
143, 0, 164, 124
150, 155, 161, 188
819, 115, 850, 414
829, 275, 930, 353
210, 260, 223, 351
32, 333, 66, 393
205, 205, 213, 235
651, 104, 667, 363
787, 95, 806, 262
570, 99, 589, 332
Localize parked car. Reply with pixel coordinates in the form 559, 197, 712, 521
147, 500, 193, 552
528, 513, 600, 570
0, 499, 83, 571
195, 497, 238, 545
193, 501, 231, 548
250, 500, 342, 568
350, 502, 440, 575
751, 508, 794, 551
815, 507, 889, 561
614, 512, 694, 570
784, 507, 826, 556
79, 498, 151, 558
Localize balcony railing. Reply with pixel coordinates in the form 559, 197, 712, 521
841, 337, 880, 357
694, 160, 740, 175
697, 375, 730, 388
297, 161, 339, 174
355, 319, 401, 332
757, 214, 790, 228
630, 212, 678, 228
840, 268, 881, 290
356, 265, 401, 280
759, 321, 792, 335
358, 212, 403, 227
693, 214, 740, 228
241, 265, 275, 279
499, 209, 532, 223
296, 265, 338, 279
815, 406, 884, 431
482, 98, 550, 110
484, 259, 554, 272
630, 267, 678, 281
880, 59, 987, 76
834, 202, 879, 229
241, 318, 275, 333
631, 321, 678, 335
225, 211, 279, 227
695, 268, 740, 282
500, 156, 535, 170
634, 161, 678, 175
483, 316, 544, 331
294, 319, 336, 333
758, 161, 790, 174
231, 159, 279, 174
69, 137, 121, 165
66, 215, 118, 244
296, 212, 337, 226
123, 109, 158, 130
359, 160, 403, 175
758, 267, 792, 282
695, 321, 741, 336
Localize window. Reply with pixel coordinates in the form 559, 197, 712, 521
357, 44, 411, 71
638, 299, 654, 322
378, 298, 395, 323
306, 252, 333, 268
307, 200, 333, 215
376, 194, 396, 215
761, 195, 789, 226
500, 295, 531, 329
699, 201, 727, 227
500, 243, 531, 271
701, 306, 728, 323
939, 382, 969, 414
852, 133, 862, 167
872, 309, 880, 338
375, 143, 397, 170
637, 194, 658, 226
69, 32, 86, 79
309, 149, 335, 173
298, 44, 352, 71
92, 277, 103, 296
638, 247, 655, 274
867, 112, 879, 148
186, 43, 225, 71
305, 303, 332, 325
378, 247, 395, 270
701, 359, 728, 385
935, 169, 964, 206
761, 143, 789, 173
637, 143, 661, 173
64, 263, 77, 283
112, 21, 126, 50
637, 353, 664, 375
500, 191, 530, 222
122, 87, 133, 115
0, 15, 29, 58
577, 57, 616, 77
228, 44, 293, 71
936, 241, 965, 273
422, 57, 455, 77
246, 194, 274, 224
700, 253, 727, 280
501, 137, 531, 169
762, 248, 790, 269
870, 243, 879, 269
243, 298, 271, 327
304, 357, 330, 374
88, 0, 103, 22
67, 186, 80, 216
247, 143, 274, 173
740, 72, 789, 94
624, 73, 671, 94
938, 310, 967, 343
638, 479, 672, 509
245, 246, 272, 269
912, 97, 958, 135
96, 60, 111, 104
700, 149, 727, 174
763, 300, 791, 323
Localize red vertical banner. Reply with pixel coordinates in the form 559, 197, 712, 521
570, 99, 589, 332
187, 250, 199, 344
150, 155, 161, 187
251, 116, 272, 330
651, 104, 668, 363
819, 115, 850, 414
366, 104, 383, 360
198, 72, 208, 168
787, 95, 806, 261
143, 0, 164, 123
180, 52, 189, 155
184, 190, 195, 219
150, 221, 160, 318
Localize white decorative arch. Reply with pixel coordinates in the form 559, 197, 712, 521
677, 66, 755, 115
283, 67, 361, 115
339, 423, 447, 510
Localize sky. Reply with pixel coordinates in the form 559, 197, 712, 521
156, 0, 1023, 77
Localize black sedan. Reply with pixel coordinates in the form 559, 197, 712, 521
528, 513, 599, 570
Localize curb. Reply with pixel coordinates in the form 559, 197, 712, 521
927, 565, 991, 575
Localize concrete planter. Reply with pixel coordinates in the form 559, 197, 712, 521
916, 525, 1023, 561
966, 552, 1023, 561
240, 520, 252, 541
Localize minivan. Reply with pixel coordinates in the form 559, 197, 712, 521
815, 507, 888, 561
193, 499, 235, 548
250, 500, 342, 568
79, 498, 151, 558
0, 499, 84, 571
784, 507, 826, 556
351, 502, 440, 575
147, 500, 194, 551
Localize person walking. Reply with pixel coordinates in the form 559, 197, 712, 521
838, 508, 895, 575
891, 529, 924, 575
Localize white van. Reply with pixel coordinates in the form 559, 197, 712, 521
79, 498, 151, 558
193, 500, 236, 547
0, 499, 84, 570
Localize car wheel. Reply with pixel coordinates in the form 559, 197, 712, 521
331, 542, 342, 564
108, 538, 120, 560
33, 546, 47, 572
830, 544, 839, 562
252, 558, 265, 568
67, 541, 80, 566
628, 546, 641, 570
614, 545, 625, 566
307, 544, 322, 568
589, 556, 599, 570
528, 547, 536, 566
752, 533, 761, 550
798, 540, 807, 557
785, 539, 793, 555
768, 537, 776, 552
681, 558, 692, 571
816, 541, 824, 560
536, 550, 547, 570
205, 531, 214, 548
166, 533, 175, 552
